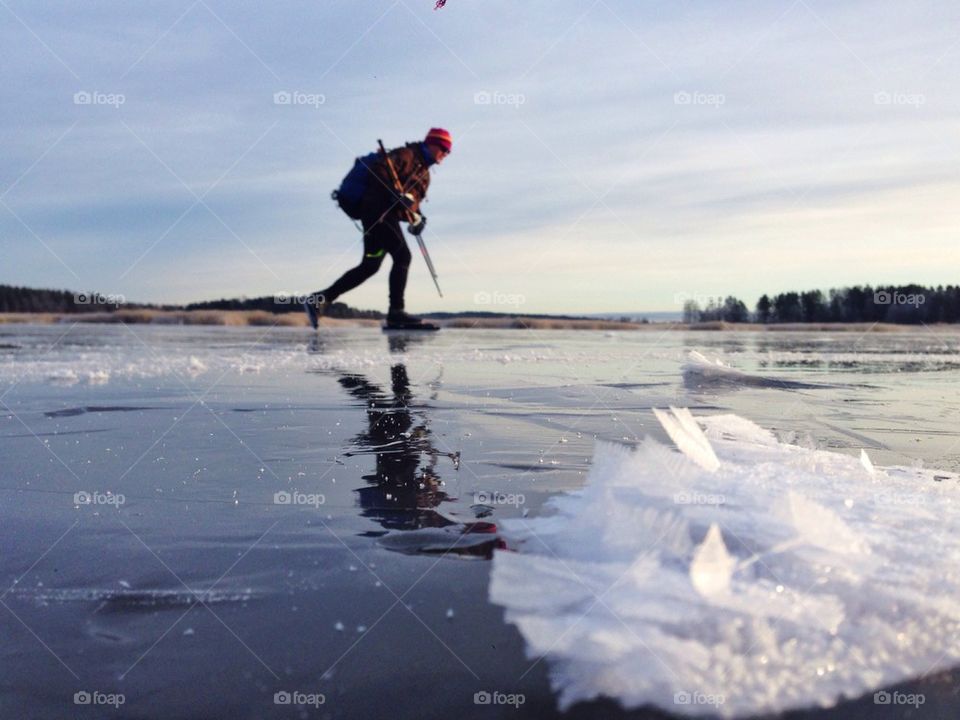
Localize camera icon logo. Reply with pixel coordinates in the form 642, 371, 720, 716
874, 291, 891, 305
274, 691, 292, 705
74, 691, 92, 705
274, 91, 292, 105
274, 491, 292, 505
474, 691, 492, 705
674, 91, 692, 105
874, 691, 891, 704
74, 491, 92, 505
474, 91, 492, 105
73, 91, 92, 105
674, 691, 692, 704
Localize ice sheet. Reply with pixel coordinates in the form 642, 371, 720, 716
683, 350, 827, 389
490, 408, 960, 717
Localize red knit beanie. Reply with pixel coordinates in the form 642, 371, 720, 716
425, 127, 452, 153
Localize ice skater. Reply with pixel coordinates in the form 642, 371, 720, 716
304, 128, 452, 330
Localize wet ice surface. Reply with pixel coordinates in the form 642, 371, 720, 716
1, 324, 960, 719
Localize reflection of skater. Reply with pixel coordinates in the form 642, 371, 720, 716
336, 364, 503, 558
339, 363, 453, 531
304, 129, 452, 330
386, 331, 434, 355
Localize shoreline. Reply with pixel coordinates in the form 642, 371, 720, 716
0, 310, 957, 332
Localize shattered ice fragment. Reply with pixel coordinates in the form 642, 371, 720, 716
653, 406, 720, 472
690, 524, 735, 597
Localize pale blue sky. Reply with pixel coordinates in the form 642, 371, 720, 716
1, 0, 958, 314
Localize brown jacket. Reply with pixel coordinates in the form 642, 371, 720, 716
366, 142, 432, 217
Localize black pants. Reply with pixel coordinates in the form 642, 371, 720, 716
317, 207, 411, 311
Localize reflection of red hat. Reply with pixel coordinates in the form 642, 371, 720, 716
425, 127, 452, 153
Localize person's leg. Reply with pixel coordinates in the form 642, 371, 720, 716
382, 222, 412, 312
316, 254, 382, 304
311, 218, 388, 304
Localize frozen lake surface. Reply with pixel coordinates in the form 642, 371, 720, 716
1, 323, 959, 719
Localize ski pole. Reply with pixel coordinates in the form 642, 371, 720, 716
414, 234, 443, 298
377, 139, 443, 298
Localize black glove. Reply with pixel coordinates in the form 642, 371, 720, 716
407, 213, 426, 235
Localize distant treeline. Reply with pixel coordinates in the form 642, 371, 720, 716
4, 283, 959, 324
684, 285, 960, 324
185, 296, 383, 319
0, 285, 381, 319
0, 285, 592, 322
0, 285, 149, 313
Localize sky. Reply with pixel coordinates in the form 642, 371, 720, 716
1, 0, 958, 315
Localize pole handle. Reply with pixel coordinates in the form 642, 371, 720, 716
377, 139, 414, 223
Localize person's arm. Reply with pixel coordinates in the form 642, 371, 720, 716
377, 147, 430, 214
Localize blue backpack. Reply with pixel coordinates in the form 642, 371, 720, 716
333, 152, 379, 220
